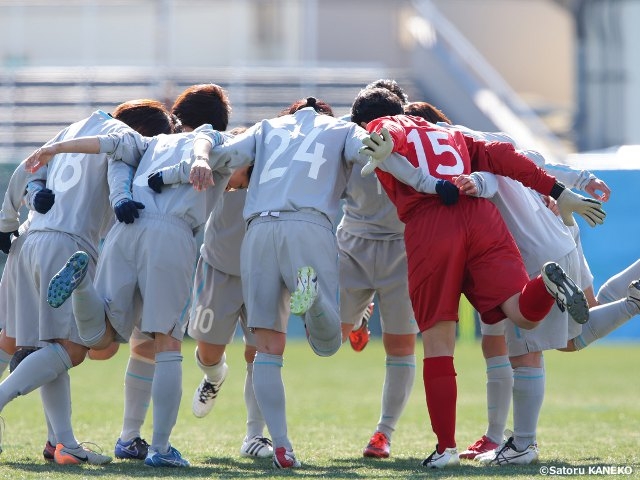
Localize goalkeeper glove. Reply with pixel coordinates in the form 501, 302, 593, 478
360, 128, 394, 176
0, 230, 18, 255
33, 188, 55, 214
147, 171, 164, 193
114, 199, 145, 224
435, 179, 459, 205
555, 187, 606, 227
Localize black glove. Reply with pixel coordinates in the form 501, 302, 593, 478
435, 179, 459, 206
114, 199, 145, 224
147, 171, 164, 194
33, 188, 55, 214
0, 230, 18, 255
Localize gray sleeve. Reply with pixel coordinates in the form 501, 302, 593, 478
108, 157, 136, 206
0, 162, 37, 232
98, 130, 149, 167
377, 153, 439, 194
468, 171, 499, 198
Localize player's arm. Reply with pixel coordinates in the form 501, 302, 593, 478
468, 139, 606, 227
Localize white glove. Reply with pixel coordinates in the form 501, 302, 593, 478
556, 187, 606, 227
360, 128, 393, 176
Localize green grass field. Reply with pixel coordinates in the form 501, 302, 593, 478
0, 338, 639, 479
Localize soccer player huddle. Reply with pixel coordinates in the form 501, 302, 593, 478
0, 79, 638, 471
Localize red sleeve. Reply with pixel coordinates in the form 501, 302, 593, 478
465, 137, 557, 195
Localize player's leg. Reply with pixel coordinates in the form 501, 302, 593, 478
420, 321, 460, 469
0, 331, 15, 377
596, 260, 640, 304
192, 343, 228, 417
115, 330, 153, 460
460, 325, 510, 460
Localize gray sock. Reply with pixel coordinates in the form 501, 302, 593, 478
151, 351, 182, 454
574, 298, 638, 350
512, 365, 544, 451
0, 348, 12, 376
40, 370, 78, 448
45, 411, 56, 445
596, 259, 640, 303
252, 352, 291, 450
0, 343, 71, 411
72, 277, 106, 346
376, 354, 415, 440
244, 362, 266, 438
485, 355, 513, 443
195, 349, 227, 382
120, 356, 154, 442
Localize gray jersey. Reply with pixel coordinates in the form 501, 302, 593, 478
338, 168, 404, 240
206, 107, 371, 227
98, 124, 228, 234
201, 189, 247, 276
26, 111, 135, 258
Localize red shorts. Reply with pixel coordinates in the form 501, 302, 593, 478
404, 196, 529, 332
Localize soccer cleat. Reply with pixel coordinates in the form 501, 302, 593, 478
290, 266, 318, 316
459, 435, 499, 460
47, 251, 89, 308
240, 435, 273, 458
363, 431, 390, 458
476, 437, 539, 465
144, 445, 190, 467
273, 446, 301, 469
541, 261, 589, 324
626, 280, 640, 311
54, 443, 112, 465
43, 440, 56, 461
114, 436, 149, 460
421, 445, 460, 469
350, 303, 374, 352
192, 365, 228, 418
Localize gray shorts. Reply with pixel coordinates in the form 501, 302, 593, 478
337, 229, 417, 335
0, 232, 27, 335
241, 212, 340, 337
187, 257, 254, 346
15, 230, 96, 347
96, 213, 196, 343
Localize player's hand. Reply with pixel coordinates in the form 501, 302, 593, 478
542, 195, 560, 216
25, 145, 57, 173
190, 158, 214, 191
452, 175, 478, 196
33, 188, 55, 214
435, 179, 459, 206
147, 172, 164, 193
114, 199, 145, 224
0, 230, 18, 255
556, 188, 606, 227
584, 178, 611, 202
360, 128, 394, 176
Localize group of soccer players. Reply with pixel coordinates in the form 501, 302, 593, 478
0, 77, 637, 471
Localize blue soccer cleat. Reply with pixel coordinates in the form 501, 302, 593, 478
47, 251, 89, 308
115, 436, 149, 460
144, 445, 190, 468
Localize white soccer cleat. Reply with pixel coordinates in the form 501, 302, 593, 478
239, 435, 273, 458
476, 437, 539, 465
626, 280, 640, 312
290, 266, 318, 316
192, 364, 228, 418
541, 261, 589, 324
421, 445, 459, 469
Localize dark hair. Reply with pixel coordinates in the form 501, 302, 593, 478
171, 83, 231, 131
280, 96, 334, 117
404, 101, 452, 124
112, 99, 173, 136
351, 87, 403, 126
364, 79, 409, 105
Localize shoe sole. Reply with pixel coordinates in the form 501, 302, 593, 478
290, 266, 318, 316
542, 262, 589, 324
47, 252, 89, 308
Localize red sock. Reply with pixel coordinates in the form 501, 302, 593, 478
423, 356, 457, 451
518, 275, 555, 322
